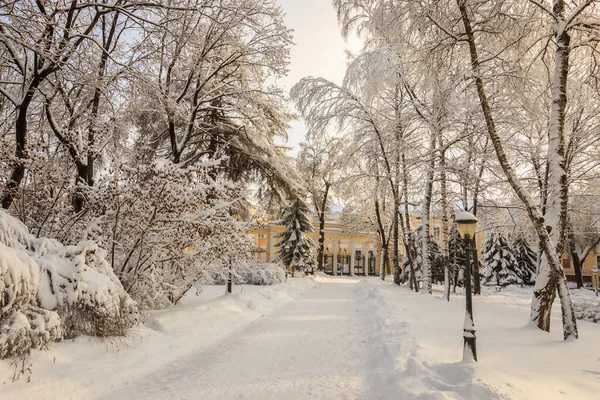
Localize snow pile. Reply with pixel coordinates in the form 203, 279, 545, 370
0, 210, 137, 359
240, 262, 286, 285
484, 285, 600, 323
573, 300, 600, 323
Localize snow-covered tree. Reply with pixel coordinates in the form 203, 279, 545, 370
401, 225, 443, 288
79, 160, 252, 309
0, 0, 298, 316
481, 233, 521, 287
448, 224, 466, 292
512, 233, 537, 286
277, 198, 316, 276
297, 139, 342, 271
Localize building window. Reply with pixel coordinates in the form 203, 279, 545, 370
562, 258, 571, 269
528, 231, 538, 244
596, 255, 600, 268
257, 234, 264, 238
433, 226, 440, 243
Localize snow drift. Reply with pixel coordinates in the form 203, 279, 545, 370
0, 210, 137, 359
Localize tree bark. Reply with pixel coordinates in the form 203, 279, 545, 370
402, 153, 419, 291
317, 181, 331, 271
421, 132, 436, 294
1, 87, 36, 209
470, 137, 488, 295
569, 236, 584, 289
440, 138, 450, 301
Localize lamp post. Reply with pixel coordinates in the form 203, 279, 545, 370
455, 211, 478, 362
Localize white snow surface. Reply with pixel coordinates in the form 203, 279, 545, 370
2, 276, 600, 399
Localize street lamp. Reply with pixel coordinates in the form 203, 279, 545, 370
455, 211, 478, 362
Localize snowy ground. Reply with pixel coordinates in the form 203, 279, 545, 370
1, 276, 599, 399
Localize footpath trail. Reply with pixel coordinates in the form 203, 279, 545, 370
109, 278, 370, 400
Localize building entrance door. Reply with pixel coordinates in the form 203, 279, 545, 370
337, 254, 351, 275
368, 251, 376, 276
323, 254, 334, 275
354, 250, 365, 276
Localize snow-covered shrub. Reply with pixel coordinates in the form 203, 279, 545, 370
240, 262, 286, 285
78, 160, 252, 309
0, 210, 137, 359
573, 301, 600, 323
0, 308, 61, 359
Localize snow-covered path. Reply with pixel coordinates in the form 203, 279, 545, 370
3, 277, 599, 399
110, 278, 368, 400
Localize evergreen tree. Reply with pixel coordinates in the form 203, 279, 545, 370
481, 233, 521, 287
448, 224, 466, 292
277, 198, 316, 276
401, 225, 443, 286
429, 235, 444, 285
512, 232, 537, 285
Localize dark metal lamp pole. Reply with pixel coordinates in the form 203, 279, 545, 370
455, 211, 478, 362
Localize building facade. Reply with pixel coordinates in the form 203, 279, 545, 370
248, 212, 600, 282
248, 213, 378, 276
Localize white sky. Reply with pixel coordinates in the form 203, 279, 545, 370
275, 0, 362, 154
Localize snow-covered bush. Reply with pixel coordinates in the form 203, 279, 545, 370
240, 262, 286, 285
0, 210, 137, 359
573, 302, 600, 323
79, 160, 252, 309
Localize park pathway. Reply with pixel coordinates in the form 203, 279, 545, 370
109, 278, 370, 400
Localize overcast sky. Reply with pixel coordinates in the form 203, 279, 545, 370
275, 0, 361, 154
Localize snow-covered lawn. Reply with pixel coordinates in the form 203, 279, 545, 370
2, 276, 599, 399
359, 280, 600, 399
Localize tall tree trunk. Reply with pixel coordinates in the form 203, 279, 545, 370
402, 153, 419, 291
87, 12, 119, 187
457, 0, 577, 339
392, 199, 401, 284
471, 136, 488, 295
439, 140, 450, 301
317, 181, 331, 271
374, 169, 389, 281
568, 232, 584, 289
392, 123, 402, 285
2, 90, 36, 209
421, 132, 436, 294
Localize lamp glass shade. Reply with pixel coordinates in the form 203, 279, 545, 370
455, 211, 478, 239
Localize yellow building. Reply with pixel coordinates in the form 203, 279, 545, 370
248, 212, 378, 276
249, 211, 600, 282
